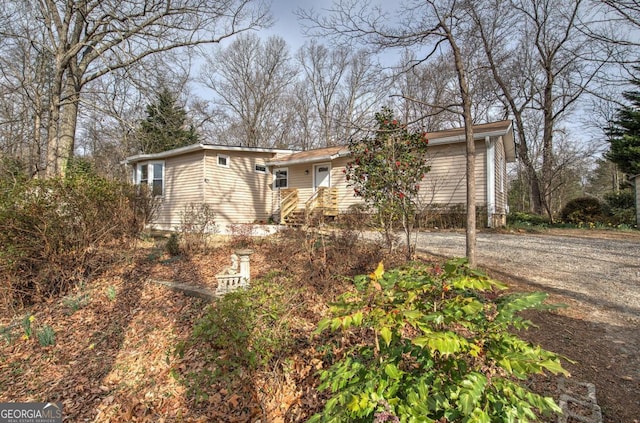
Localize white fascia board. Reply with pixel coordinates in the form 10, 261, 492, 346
427, 128, 512, 146
121, 143, 297, 165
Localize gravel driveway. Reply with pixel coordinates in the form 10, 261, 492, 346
411, 231, 640, 326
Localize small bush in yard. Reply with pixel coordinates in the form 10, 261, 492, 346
165, 233, 181, 256
175, 272, 297, 401
309, 259, 568, 422
177, 202, 217, 255
0, 173, 144, 311
560, 197, 604, 225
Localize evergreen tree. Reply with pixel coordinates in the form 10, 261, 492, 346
606, 69, 640, 176
137, 88, 199, 154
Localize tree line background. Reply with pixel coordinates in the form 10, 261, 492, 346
0, 0, 638, 222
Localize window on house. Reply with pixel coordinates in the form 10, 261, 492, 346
217, 154, 229, 167
137, 161, 164, 196
255, 164, 267, 174
152, 163, 163, 196
274, 168, 288, 188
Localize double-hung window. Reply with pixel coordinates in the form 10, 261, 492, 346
137, 161, 164, 196
274, 168, 288, 188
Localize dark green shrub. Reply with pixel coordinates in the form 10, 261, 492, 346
603, 190, 636, 226
560, 197, 604, 224
165, 233, 181, 256
310, 260, 567, 422
0, 174, 144, 310
604, 190, 635, 210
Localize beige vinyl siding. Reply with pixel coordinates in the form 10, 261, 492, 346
204, 151, 275, 225
154, 152, 204, 230
287, 163, 315, 205
331, 157, 366, 212
495, 136, 507, 215
418, 141, 487, 209
329, 144, 491, 215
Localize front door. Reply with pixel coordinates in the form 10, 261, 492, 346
314, 163, 330, 191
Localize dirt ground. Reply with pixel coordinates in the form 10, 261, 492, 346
412, 228, 640, 423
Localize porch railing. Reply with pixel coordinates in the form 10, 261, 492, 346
305, 187, 338, 222
279, 188, 298, 224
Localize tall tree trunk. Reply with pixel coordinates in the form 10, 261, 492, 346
47, 72, 80, 177
447, 28, 477, 267
541, 74, 555, 221
513, 117, 544, 214
45, 65, 64, 177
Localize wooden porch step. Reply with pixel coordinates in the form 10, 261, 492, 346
285, 210, 306, 227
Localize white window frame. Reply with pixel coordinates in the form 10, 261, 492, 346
274, 167, 288, 189
254, 163, 268, 174
136, 161, 165, 197
217, 154, 230, 168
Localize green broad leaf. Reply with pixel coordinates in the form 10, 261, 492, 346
315, 318, 332, 334
539, 358, 569, 376
379, 326, 393, 347
495, 292, 549, 322
352, 311, 364, 326
342, 315, 353, 329
468, 408, 491, 423
330, 317, 342, 331
412, 332, 465, 355
461, 298, 484, 315
402, 309, 423, 321
354, 274, 369, 291
457, 372, 488, 415
384, 362, 402, 380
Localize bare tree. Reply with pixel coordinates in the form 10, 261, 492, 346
299, 0, 482, 266
470, 0, 610, 220
296, 41, 351, 147
199, 33, 297, 147
0, 0, 270, 177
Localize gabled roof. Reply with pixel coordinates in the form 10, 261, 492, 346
267, 120, 516, 166
424, 120, 515, 161
267, 145, 350, 167
121, 120, 516, 166
122, 143, 297, 164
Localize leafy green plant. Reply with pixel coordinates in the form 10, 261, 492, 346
21, 314, 35, 340
174, 272, 296, 401
309, 259, 568, 422
36, 325, 56, 347
63, 293, 90, 313
105, 286, 117, 302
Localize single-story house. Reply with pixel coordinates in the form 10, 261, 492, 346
122, 120, 516, 231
